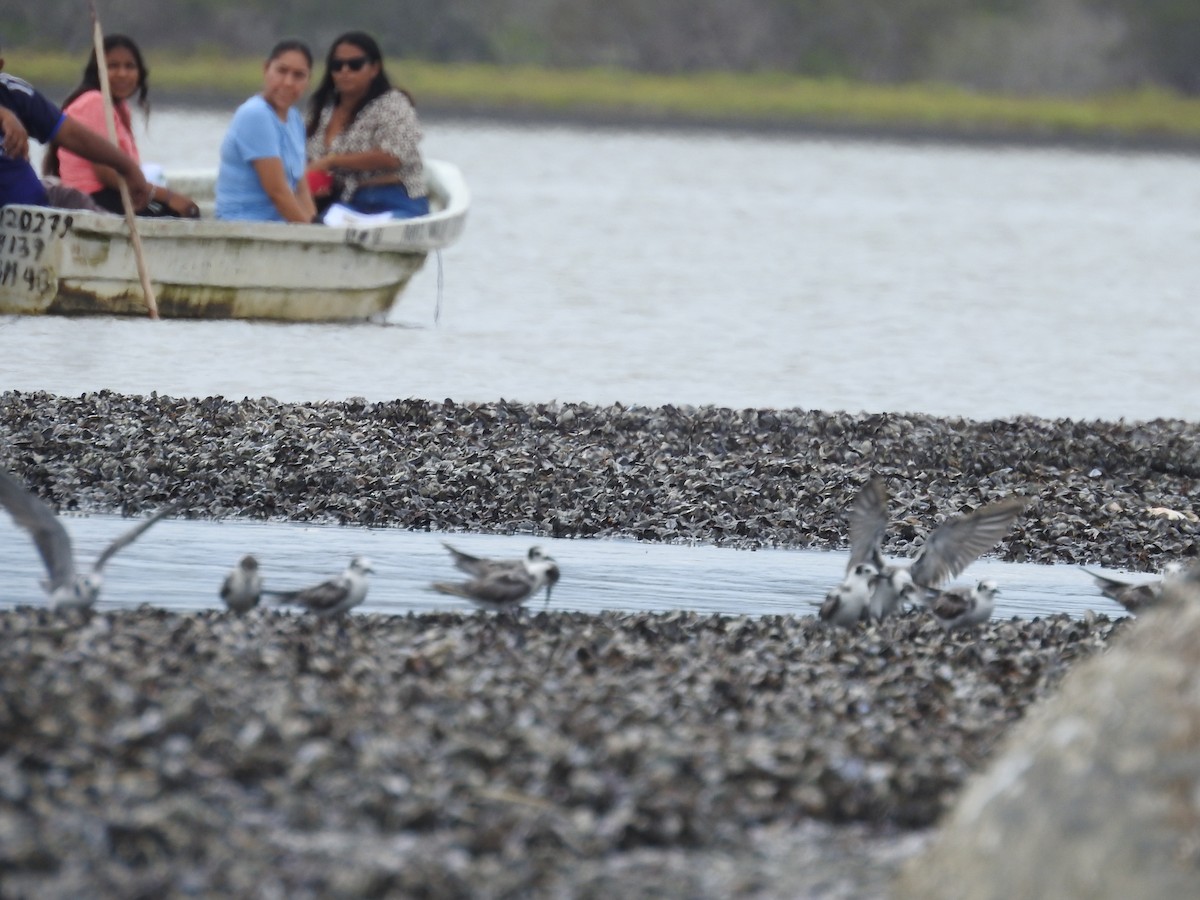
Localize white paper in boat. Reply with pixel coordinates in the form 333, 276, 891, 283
321, 204, 396, 228
141, 163, 167, 187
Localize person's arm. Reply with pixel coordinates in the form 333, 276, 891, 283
309, 148, 400, 173
153, 185, 201, 218
252, 157, 315, 223
54, 116, 151, 210
97, 165, 201, 216
294, 172, 317, 221
0, 107, 30, 160
310, 94, 419, 177
67, 95, 200, 217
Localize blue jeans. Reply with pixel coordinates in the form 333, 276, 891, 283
347, 183, 430, 219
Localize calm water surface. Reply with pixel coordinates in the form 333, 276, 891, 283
4, 111, 1194, 619
0, 513, 1121, 621
7, 108, 1200, 422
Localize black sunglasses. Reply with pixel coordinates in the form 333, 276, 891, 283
330, 56, 370, 72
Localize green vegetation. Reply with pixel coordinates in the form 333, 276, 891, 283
10, 1, 1200, 96
12, 50, 1200, 143
11, 52, 266, 99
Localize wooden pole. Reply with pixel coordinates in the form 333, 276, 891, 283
89, 0, 159, 319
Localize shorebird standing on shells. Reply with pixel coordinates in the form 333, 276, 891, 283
0, 468, 182, 611
433, 543, 560, 613
846, 477, 1028, 621
928, 579, 999, 630
1081, 562, 1185, 614
220, 554, 263, 613
818, 562, 878, 627
265, 555, 373, 617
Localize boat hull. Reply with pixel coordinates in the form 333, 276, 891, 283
0, 159, 468, 322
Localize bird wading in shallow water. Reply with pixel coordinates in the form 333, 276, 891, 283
846, 477, 1027, 621
432, 546, 560, 613
1081, 562, 1184, 614
928, 579, 1000, 630
440, 542, 555, 605
220, 554, 263, 613
0, 468, 181, 611
265, 556, 373, 617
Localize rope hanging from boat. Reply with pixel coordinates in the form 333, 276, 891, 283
433, 249, 444, 325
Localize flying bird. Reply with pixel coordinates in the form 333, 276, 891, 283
846, 477, 1027, 621
433, 546, 560, 613
265, 556, 373, 617
928, 579, 999, 630
220, 554, 263, 613
1081, 563, 1183, 614
0, 468, 181, 610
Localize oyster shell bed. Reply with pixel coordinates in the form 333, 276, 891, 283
0, 606, 1122, 898
1, 390, 1197, 571
0, 390, 1191, 894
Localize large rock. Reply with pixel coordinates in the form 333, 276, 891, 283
896, 567, 1200, 899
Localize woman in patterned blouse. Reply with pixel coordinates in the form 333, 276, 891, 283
305, 32, 429, 219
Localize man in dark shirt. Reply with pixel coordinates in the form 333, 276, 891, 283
1, 46, 150, 209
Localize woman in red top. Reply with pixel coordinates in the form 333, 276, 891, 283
43, 34, 198, 217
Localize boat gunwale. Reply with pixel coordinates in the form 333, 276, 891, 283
17, 158, 469, 253
0, 159, 467, 320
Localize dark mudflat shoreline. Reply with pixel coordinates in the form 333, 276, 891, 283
1, 391, 1196, 573
140, 86, 1200, 157
0, 606, 1123, 898
0, 390, 1193, 895
426, 102, 1200, 157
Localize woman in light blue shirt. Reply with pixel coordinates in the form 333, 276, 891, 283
216, 39, 317, 223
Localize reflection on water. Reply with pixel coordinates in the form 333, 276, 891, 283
0, 513, 1122, 621
7, 110, 1200, 422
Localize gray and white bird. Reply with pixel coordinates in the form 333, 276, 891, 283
0, 468, 180, 611
442, 542, 553, 579
1081, 562, 1184, 614
818, 562, 877, 627
847, 477, 1027, 621
220, 554, 263, 613
432, 548, 560, 613
266, 555, 373, 617
929, 579, 1000, 630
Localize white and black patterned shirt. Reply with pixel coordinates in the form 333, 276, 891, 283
307, 90, 427, 201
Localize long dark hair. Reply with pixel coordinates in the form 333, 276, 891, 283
306, 31, 412, 138
43, 34, 149, 177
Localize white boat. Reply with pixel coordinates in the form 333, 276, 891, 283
0, 159, 468, 322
